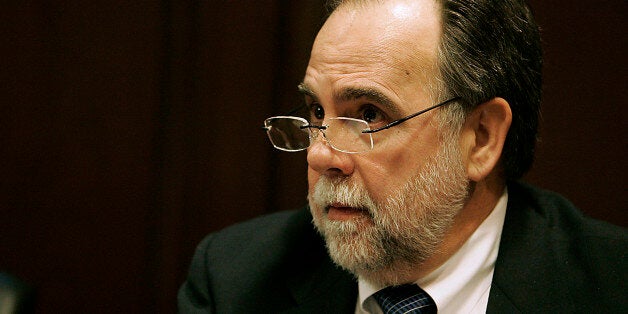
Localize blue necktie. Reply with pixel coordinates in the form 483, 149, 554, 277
373, 284, 437, 314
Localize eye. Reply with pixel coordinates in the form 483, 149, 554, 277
310, 103, 325, 121
361, 105, 383, 123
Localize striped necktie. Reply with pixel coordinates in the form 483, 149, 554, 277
373, 284, 437, 314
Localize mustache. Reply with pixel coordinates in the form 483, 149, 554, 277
309, 176, 378, 215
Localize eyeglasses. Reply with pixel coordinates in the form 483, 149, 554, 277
263, 97, 460, 154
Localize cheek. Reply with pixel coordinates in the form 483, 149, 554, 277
307, 167, 320, 193
353, 157, 399, 202
359, 136, 439, 198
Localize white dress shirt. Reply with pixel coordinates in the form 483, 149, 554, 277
356, 189, 508, 314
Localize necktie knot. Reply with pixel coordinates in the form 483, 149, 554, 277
373, 284, 437, 314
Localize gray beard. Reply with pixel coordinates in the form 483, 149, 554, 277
308, 139, 470, 286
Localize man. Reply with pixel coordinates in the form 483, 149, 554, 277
178, 0, 627, 312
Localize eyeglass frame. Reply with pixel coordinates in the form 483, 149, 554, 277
263, 96, 461, 152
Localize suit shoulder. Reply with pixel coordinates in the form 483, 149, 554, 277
180, 207, 333, 312
197, 208, 318, 260
508, 181, 627, 240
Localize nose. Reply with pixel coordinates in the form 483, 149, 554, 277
306, 132, 355, 177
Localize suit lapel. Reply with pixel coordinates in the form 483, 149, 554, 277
487, 182, 574, 313
486, 283, 520, 313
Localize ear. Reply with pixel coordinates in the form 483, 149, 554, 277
459, 97, 512, 182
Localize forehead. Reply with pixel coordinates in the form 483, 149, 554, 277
305, 0, 442, 107
319, 0, 441, 55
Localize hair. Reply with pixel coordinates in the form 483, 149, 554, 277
326, 0, 543, 180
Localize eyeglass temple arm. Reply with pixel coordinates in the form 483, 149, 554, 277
363, 97, 461, 133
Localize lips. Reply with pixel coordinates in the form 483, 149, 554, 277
326, 203, 369, 221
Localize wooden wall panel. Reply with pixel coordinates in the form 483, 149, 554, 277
525, 0, 627, 226
1, 1, 161, 312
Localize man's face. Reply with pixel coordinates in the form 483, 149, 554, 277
303, 0, 470, 285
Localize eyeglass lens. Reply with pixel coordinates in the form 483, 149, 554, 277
323, 118, 372, 153
264, 117, 373, 153
265, 117, 310, 152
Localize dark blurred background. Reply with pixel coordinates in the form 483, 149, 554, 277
1, 0, 625, 312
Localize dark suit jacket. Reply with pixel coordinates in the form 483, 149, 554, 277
178, 182, 627, 313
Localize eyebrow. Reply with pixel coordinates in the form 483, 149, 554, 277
297, 83, 317, 101
297, 83, 402, 116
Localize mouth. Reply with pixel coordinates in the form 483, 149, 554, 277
325, 203, 370, 221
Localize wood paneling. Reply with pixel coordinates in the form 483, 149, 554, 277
1, 1, 161, 312
525, 0, 627, 226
